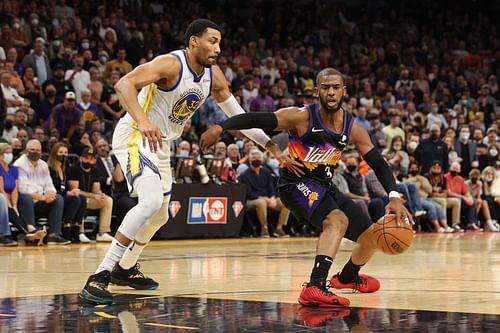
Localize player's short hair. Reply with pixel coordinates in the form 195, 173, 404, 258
316, 67, 345, 86
185, 19, 220, 46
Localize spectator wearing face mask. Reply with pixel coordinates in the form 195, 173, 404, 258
415, 124, 449, 175
454, 125, 476, 177
238, 148, 290, 237
14, 139, 69, 244
38, 84, 63, 127
445, 162, 481, 231
466, 168, 499, 232
42, 63, 74, 98
427, 160, 463, 232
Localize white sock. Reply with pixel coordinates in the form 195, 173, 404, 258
95, 239, 129, 274
119, 241, 146, 270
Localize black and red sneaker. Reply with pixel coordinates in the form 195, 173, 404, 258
298, 283, 350, 308
296, 306, 351, 326
330, 273, 380, 293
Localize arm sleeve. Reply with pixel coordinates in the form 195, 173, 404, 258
217, 95, 273, 148
220, 112, 278, 131
362, 147, 397, 194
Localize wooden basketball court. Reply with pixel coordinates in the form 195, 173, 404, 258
1, 233, 499, 331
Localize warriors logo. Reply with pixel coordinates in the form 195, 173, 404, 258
169, 91, 202, 125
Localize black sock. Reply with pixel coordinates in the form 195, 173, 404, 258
309, 255, 333, 286
338, 257, 364, 283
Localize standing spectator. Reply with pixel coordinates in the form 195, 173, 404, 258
100, 70, 123, 128
42, 64, 73, 98
238, 148, 290, 237
49, 91, 80, 140
416, 124, 449, 174
382, 112, 405, 147
103, 47, 132, 79
38, 83, 62, 127
67, 147, 114, 242
444, 136, 461, 165
47, 142, 86, 243
241, 75, 258, 110
368, 113, 386, 150
445, 162, 480, 230
21, 38, 51, 85
14, 140, 69, 244
64, 54, 91, 104
454, 125, 476, 177
88, 66, 103, 104
427, 160, 462, 232
426, 102, 448, 128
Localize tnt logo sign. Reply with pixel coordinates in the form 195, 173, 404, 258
187, 197, 227, 224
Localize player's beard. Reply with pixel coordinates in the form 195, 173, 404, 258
319, 97, 342, 113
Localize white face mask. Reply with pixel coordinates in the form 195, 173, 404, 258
490, 149, 498, 157
408, 141, 418, 150
3, 153, 13, 164
460, 132, 470, 141
178, 150, 189, 157
267, 159, 280, 170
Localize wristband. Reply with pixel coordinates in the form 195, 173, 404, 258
389, 191, 401, 199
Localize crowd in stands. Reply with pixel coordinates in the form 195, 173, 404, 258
0, 0, 499, 244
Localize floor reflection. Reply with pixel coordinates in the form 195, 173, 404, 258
0, 294, 498, 332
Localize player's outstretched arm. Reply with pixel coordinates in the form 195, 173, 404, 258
209, 66, 304, 175
114, 55, 181, 152
350, 121, 413, 225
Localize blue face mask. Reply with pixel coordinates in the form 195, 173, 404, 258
179, 150, 189, 157
267, 159, 280, 170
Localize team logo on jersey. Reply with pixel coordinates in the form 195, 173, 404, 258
170, 90, 203, 125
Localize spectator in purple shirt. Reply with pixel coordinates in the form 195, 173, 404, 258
38, 83, 63, 128
49, 91, 81, 140
249, 82, 275, 113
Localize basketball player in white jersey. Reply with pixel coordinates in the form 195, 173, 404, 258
80, 19, 302, 304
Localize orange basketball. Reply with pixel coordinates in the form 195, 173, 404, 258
372, 214, 414, 255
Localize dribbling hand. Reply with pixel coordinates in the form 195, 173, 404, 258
137, 119, 165, 153
385, 197, 414, 226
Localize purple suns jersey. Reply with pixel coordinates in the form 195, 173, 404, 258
284, 102, 355, 184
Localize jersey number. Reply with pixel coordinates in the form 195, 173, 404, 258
325, 166, 333, 178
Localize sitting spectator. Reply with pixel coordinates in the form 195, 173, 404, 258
445, 162, 480, 231
382, 135, 409, 176
14, 139, 69, 244
236, 139, 255, 176
100, 70, 124, 128
427, 160, 463, 232
0, 194, 17, 246
481, 166, 500, 229
1, 70, 24, 114
222, 143, 239, 182
382, 112, 405, 148
238, 148, 290, 237
49, 91, 80, 141
342, 155, 384, 221
64, 54, 91, 104
67, 147, 113, 242
94, 138, 116, 196
109, 162, 137, 233
48, 142, 87, 243
0, 143, 47, 245
407, 161, 450, 232
38, 83, 63, 127
466, 168, 498, 232
368, 113, 386, 151
444, 136, 460, 166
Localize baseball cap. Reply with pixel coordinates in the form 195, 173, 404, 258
65, 91, 76, 100
81, 147, 96, 157
429, 123, 440, 132
34, 37, 46, 44
487, 127, 497, 134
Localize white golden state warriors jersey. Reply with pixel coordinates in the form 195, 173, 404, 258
120, 49, 212, 141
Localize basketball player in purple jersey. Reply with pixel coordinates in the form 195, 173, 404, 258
201, 68, 413, 307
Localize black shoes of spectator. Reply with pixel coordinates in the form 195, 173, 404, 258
80, 270, 113, 304
47, 233, 71, 245
0, 235, 18, 246
62, 226, 81, 243
110, 263, 159, 290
